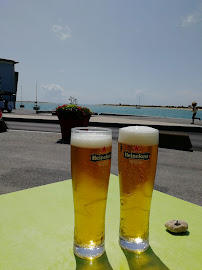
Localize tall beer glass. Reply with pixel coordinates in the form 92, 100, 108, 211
71, 127, 112, 259
118, 126, 159, 253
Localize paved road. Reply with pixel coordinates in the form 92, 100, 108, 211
6, 121, 202, 152
0, 127, 202, 206
6, 121, 61, 133
1, 110, 202, 206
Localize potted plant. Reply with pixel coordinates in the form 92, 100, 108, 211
55, 104, 92, 140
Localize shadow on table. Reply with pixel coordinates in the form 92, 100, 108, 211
166, 229, 190, 236
122, 246, 169, 270
74, 252, 113, 270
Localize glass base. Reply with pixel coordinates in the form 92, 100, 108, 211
119, 236, 149, 253
74, 243, 105, 259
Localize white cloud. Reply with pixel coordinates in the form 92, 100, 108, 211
180, 14, 198, 27
41, 84, 68, 102
132, 88, 147, 97
129, 88, 149, 103
175, 89, 202, 105
178, 4, 202, 27
52, 24, 71, 40
40, 84, 81, 103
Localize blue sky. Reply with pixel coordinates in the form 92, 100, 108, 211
0, 0, 202, 106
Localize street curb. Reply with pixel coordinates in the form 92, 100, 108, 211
3, 116, 58, 124
2, 116, 198, 151
89, 121, 202, 133
3, 116, 202, 133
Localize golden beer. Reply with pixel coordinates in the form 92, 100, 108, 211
118, 126, 159, 252
71, 127, 112, 259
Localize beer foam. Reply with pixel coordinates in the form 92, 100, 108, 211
118, 126, 159, 146
71, 133, 112, 148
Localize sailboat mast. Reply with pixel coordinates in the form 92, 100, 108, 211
36, 82, 37, 104
21, 85, 22, 105
33, 81, 40, 110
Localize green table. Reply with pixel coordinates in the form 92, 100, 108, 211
0, 175, 201, 270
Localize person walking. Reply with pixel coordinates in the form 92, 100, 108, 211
191, 101, 201, 124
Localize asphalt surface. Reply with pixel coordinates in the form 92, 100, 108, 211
1, 109, 202, 206
6, 121, 202, 152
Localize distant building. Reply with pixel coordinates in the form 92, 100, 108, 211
0, 58, 19, 110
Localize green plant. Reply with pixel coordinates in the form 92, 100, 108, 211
55, 104, 92, 119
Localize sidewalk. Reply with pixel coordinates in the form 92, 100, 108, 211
3, 109, 202, 133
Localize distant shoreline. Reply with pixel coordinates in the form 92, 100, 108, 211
101, 104, 202, 110
16, 101, 201, 110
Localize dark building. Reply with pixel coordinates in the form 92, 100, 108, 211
0, 58, 19, 111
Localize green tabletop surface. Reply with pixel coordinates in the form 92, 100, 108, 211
0, 174, 201, 270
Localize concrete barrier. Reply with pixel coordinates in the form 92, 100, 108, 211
159, 132, 193, 152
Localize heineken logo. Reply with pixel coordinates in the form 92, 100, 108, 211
91, 152, 111, 162
124, 151, 150, 160
132, 145, 140, 151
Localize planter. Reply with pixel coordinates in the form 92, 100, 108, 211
55, 104, 92, 141
58, 116, 90, 140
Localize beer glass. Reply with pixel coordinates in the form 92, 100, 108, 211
118, 126, 159, 253
71, 127, 112, 259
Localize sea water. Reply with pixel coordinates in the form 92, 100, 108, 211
15, 102, 202, 120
